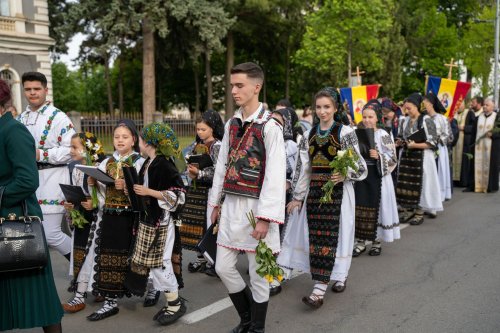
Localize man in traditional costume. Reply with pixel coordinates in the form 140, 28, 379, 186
17, 72, 75, 259
453, 103, 470, 185
462, 97, 483, 191
473, 98, 499, 193
209, 62, 286, 333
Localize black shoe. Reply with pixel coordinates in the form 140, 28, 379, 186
269, 285, 282, 297
248, 301, 268, 333
462, 188, 474, 192
205, 266, 219, 278
228, 286, 253, 333
86, 307, 119, 321
144, 290, 161, 307
155, 298, 187, 326
188, 261, 206, 273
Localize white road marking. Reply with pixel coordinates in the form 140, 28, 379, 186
180, 297, 233, 324
181, 223, 411, 324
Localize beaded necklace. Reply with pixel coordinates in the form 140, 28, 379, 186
315, 121, 336, 145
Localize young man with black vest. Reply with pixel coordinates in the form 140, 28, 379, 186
208, 62, 286, 333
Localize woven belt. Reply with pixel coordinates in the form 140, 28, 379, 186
37, 163, 66, 170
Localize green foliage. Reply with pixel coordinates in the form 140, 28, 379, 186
461, 5, 496, 96
48, 0, 493, 115
294, 0, 395, 87
51, 62, 80, 111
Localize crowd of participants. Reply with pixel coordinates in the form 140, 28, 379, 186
0, 63, 498, 333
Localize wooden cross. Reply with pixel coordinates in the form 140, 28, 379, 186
351, 66, 365, 86
444, 58, 458, 80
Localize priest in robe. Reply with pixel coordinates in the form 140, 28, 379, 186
474, 98, 499, 193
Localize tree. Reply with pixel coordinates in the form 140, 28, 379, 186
461, 5, 496, 97
51, 62, 80, 111
294, 0, 394, 89
398, 0, 460, 97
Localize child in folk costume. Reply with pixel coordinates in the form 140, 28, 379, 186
208, 62, 287, 333
286, 87, 367, 309
423, 93, 453, 203
62, 132, 105, 313
128, 123, 187, 325
352, 100, 400, 257
181, 109, 224, 277
396, 93, 443, 226
87, 120, 145, 321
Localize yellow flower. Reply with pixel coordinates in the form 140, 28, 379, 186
265, 274, 273, 283
347, 148, 353, 158
277, 275, 283, 282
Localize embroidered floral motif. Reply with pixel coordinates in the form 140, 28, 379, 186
38, 199, 65, 205
38, 110, 60, 150
248, 157, 260, 169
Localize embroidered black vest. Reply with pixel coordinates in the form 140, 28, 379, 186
222, 111, 270, 199
308, 124, 343, 179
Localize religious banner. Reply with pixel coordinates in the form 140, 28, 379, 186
340, 85, 380, 124
426, 76, 472, 119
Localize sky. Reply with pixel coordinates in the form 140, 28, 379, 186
58, 33, 84, 70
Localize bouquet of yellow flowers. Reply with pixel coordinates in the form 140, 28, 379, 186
246, 210, 284, 283
320, 147, 359, 205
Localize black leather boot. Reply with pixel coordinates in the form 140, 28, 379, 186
228, 286, 253, 333
248, 301, 268, 333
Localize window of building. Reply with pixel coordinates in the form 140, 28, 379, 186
0, 0, 10, 17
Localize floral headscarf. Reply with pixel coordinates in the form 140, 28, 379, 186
197, 109, 224, 142
77, 132, 105, 164
362, 99, 384, 127
142, 122, 186, 171
273, 107, 296, 141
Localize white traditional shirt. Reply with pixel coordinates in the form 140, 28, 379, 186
208, 103, 286, 253
18, 102, 75, 214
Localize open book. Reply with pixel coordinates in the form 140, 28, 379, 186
75, 165, 115, 185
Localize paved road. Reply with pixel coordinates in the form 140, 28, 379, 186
17, 190, 500, 333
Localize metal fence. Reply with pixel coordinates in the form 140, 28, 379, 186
80, 115, 196, 153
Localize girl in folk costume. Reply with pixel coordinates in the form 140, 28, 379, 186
352, 100, 400, 257
87, 119, 145, 321
424, 93, 453, 203
396, 93, 443, 226
62, 132, 105, 313
128, 123, 187, 325
268, 106, 299, 296
181, 109, 224, 277
286, 87, 367, 309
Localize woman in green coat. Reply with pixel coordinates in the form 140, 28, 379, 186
0, 80, 63, 332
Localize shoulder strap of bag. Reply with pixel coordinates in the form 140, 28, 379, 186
0, 186, 29, 218
0, 186, 5, 209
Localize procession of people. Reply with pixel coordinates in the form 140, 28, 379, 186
0, 64, 499, 333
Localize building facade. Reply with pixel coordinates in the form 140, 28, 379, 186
0, 0, 53, 113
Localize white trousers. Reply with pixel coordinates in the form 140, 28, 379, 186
43, 213, 72, 255
149, 221, 178, 292
215, 246, 269, 303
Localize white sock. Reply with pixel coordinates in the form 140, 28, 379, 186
165, 291, 180, 312
311, 282, 328, 300
96, 298, 117, 314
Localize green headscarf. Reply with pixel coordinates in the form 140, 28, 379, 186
142, 122, 186, 172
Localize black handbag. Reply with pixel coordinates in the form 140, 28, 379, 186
0, 187, 48, 273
